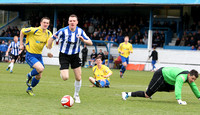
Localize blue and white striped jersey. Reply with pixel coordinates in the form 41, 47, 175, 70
8, 41, 20, 56
52, 26, 90, 55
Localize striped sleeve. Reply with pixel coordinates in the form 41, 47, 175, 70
52, 29, 63, 40
8, 42, 12, 48
81, 30, 90, 40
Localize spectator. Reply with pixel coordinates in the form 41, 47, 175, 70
81, 44, 88, 67
88, 23, 94, 34
190, 37, 196, 46
185, 37, 190, 46
0, 30, 6, 37
128, 28, 134, 39
179, 37, 185, 46
175, 38, 181, 46
0, 40, 8, 61
116, 32, 124, 44
143, 36, 148, 45
191, 45, 196, 51
97, 49, 105, 61
89, 49, 97, 67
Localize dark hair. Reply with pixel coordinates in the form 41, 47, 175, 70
69, 14, 78, 21
40, 17, 50, 23
190, 69, 199, 78
96, 56, 102, 61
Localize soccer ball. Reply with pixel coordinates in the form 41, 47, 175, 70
61, 95, 74, 108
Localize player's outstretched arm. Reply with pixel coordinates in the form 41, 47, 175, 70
5, 48, 11, 56
19, 31, 24, 50
47, 37, 54, 49
78, 36, 93, 46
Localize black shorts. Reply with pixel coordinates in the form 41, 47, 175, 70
59, 52, 81, 70
11, 54, 19, 63
146, 67, 175, 97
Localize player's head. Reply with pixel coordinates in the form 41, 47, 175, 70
124, 36, 129, 42
68, 14, 78, 31
99, 49, 102, 53
13, 36, 18, 43
40, 17, 50, 30
92, 49, 95, 53
188, 69, 199, 83
95, 56, 103, 65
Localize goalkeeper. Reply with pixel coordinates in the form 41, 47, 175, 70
122, 67, 200, 105
89, 56, 112, 88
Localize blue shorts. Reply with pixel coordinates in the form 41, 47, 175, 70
120, 55, 129, 64
26, 52, 44, 68
98, 79, 110, 87
152, 60, 156, 65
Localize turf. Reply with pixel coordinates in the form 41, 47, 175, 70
0, 63, 200, 115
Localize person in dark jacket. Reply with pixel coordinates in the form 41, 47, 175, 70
149, 46, 158, 71
81, 44, 88, 67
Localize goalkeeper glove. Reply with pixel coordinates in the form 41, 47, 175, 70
177, 99, 187, 105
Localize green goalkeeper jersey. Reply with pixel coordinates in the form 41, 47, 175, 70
162, 67, 200, 100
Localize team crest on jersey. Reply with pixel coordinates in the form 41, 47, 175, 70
76, 34, 80, 38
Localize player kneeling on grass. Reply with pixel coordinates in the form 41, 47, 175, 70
89, 56, 112, 88
122, 67, 200, 105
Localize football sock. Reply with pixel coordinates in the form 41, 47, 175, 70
10, 62, 14, 71
74, 80, 82, 97
28, 69, 39, 77
131, 91, 145, 97
8, 63, 11, 68
31, 76, 40, 87
121, 65, 126, 73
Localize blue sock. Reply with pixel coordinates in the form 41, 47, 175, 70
27, 87, 32, 90
28, 69, 39, 77
89, 61, 91, 66
31, 76, 40, 87
100, 81, 105, 87
121, 65, 126, 73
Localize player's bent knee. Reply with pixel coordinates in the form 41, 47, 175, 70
89, 77, 93, 81
37, 67, 44, 73
76, 77, 81, 81
61, 75, 69, 81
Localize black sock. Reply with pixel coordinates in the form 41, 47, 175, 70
131, 91, 145, 97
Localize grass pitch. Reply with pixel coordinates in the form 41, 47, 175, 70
0, 63, 200, 115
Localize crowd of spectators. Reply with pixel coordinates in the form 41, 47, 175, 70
0, 26, 20, 37
2, 12, 200, 49
175, 29, 200, 50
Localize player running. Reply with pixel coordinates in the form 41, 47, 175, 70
20, 17, 53, 96
6, 36, 22, 73
118, 36, 133, 78
47, 14, 93, 103
122, 67, 200, 105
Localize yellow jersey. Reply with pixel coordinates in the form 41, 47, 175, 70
118, 42, 133, 58
93, 65, 112, 81
21, 26, 52, 54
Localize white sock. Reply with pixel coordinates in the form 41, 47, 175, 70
74, 80, 82, 97
8, 63, 12, 68
10, 62, 14, 71
128, 92, 132, 97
